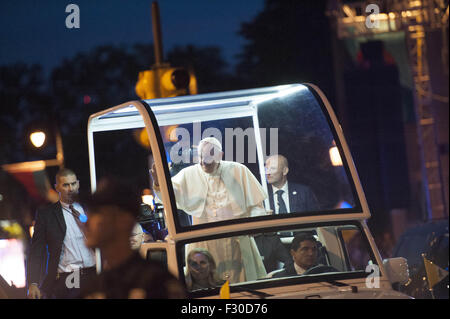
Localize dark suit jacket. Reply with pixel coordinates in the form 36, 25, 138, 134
253, 233, 293, 273
268, 182, 319, 214
27, 201, 67, 294
272, 263, 297, 278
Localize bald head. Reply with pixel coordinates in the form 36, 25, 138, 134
130, 223, 144, 250
265, 155, 289, 188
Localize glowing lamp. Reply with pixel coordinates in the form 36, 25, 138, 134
30, 131, 46, 148
329, 146, 343, 166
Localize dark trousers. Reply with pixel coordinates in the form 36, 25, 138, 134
46, 267, 96, 299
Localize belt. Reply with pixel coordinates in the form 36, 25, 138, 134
56, 267, 96, 280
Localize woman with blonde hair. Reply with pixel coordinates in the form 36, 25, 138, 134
185, 248, 224, 291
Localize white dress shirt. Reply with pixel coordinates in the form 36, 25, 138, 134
58, 201, 95, 273
271, 181, 291, 214
294, 263, 307, 275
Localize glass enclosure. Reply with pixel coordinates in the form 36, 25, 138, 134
179, 222, 377, 293
88, 84, 363, 241
151, 84, 359, 231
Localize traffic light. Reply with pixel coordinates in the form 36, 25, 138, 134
159, 67, 190, 97
135, 69, 157, 100
135, 65, 197, 99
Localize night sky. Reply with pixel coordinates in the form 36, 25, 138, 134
0, 0, 265, 75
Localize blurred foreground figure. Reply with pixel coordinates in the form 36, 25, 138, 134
80, 177, 185, 299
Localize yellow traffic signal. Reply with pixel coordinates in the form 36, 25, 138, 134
160, 67, 190, 97
188, 70, 198, 95
135, 66, 197, 99
135, 70, 158, 100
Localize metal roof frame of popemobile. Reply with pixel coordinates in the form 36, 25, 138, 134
87, 83, 372, 242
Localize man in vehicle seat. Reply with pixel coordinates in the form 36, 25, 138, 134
273, 233, 320, 278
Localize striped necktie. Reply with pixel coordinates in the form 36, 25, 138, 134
69, 204, 86, 231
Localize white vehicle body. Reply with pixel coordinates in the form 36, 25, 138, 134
87, 84, 412, 299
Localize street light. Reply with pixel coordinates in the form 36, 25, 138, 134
1, 125, 63, 206
2, 124, 65, 180
28, 124, 64, 168
29, 131, 46, 148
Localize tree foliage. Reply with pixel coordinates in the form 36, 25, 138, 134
167, 44, 242, 93
1, 42, 234, 186
50, 44, 154, 131
0, 63, 51, 163
236, 0, 334, 98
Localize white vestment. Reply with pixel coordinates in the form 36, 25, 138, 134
171, 161, 268, 220
171, 161, 268, 283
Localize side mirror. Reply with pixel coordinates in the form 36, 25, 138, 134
383, 257, 410, 285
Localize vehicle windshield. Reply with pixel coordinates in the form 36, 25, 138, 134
179, 222, 377, 294
88, 85, 362, 238
152, 85, 360, 231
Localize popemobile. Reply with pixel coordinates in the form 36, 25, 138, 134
87, 83, 412, 299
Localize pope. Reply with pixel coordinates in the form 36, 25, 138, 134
152, 137, 268, 283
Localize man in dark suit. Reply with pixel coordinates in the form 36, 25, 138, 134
27, 168, 96, 299
272, 233, 319, 278
255, 155, 320, 270
265, 154, 319, 214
